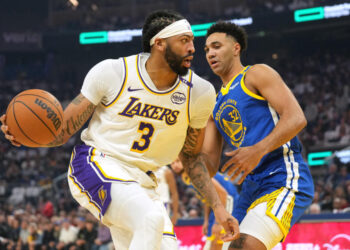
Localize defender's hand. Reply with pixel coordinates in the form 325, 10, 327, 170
213, 205, 240, 242
0, 115, 21, 147
202, 220, 209, 236
222, 146, 264, 184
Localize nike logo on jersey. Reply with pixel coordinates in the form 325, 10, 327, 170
229, 82, 240, 90
127, 86, 143, 92
119, 97, 180, 125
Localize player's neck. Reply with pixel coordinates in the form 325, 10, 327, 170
145, 55, 178, 90
221, 62, 244, 87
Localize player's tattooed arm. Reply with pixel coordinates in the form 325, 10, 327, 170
180, 127, 240, 241
48, 93, 95, 147
179, 127, 221, 209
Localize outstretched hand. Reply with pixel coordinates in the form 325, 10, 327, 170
0, 115, 21, 147
213, 206, 240, 242
222, 146, 264, 184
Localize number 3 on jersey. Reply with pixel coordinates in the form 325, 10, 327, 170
131, 122, 155, 153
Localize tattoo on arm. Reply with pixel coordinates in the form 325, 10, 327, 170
180, 127, 221, 209
67, 103, 95, 134
48, 95, 95, 147
181, 127, 200, 156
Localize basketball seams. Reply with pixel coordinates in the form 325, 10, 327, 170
15, 100, 57, 140
11, 100, 42, 146
17, 93, 63, 120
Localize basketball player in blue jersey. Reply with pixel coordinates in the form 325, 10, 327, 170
0, 11, 239, 250
202, 22, 314, 250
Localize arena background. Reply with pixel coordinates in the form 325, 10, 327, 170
0, 0, 349, 249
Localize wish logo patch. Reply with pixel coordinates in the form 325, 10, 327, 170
171, 92, 186, 105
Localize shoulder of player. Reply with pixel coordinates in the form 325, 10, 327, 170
190, 72, 216, 96
88, 58, 125, 79
245, 64, 280, 87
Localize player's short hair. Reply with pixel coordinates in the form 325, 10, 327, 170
142, 9, 185, 52
206, 21, 248, 54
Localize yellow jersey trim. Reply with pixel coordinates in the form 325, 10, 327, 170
220, 66, 248, 96
103, 57, 128, 108
240, 68, 265, 100
247, 187, 295, 241
163, 225, 176, 238
186, 70, 193, 124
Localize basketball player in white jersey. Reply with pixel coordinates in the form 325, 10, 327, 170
1, 10, 239, 250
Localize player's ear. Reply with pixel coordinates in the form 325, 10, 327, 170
233, 42, 241, 56
154, 38, 166, 52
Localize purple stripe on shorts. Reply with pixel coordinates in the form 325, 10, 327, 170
70, 144, 112, 216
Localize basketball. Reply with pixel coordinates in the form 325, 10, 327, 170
5, 89, 64, 147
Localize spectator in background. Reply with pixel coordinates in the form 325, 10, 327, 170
309, 203, 321, 214
320, 181, 334, 212
92, 224, 112, 250
7, 216, 20, 248
42, 199, 54, 219
325, 163, 341, 188
339, 165, 350, 187
56, 219, 78, 249
18, 219, 29, 249
41, 221, 56, 250
333, 185, 349, 212
76, 220, 97, 250
0, 213, 11, 249
188, 209, 199, 219
27, 222, 42, 250
345, 183, 350, 205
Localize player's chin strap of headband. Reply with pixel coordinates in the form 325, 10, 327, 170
150, 19, 193, 46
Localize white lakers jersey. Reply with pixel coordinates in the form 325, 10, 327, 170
80, 53, 215, 173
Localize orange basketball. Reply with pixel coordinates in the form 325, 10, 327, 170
5, 89, 64, 147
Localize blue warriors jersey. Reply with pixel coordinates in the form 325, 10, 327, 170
213, 66, 314, 238
213, 66, 313, 197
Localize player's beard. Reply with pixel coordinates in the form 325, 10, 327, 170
165, 45, 190, 76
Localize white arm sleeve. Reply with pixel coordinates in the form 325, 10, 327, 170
189, 74, 216, 129
81, 58, 125, 105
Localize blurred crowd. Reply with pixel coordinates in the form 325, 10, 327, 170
276, 53, 350, 149
49, 0, 338, 31
0, 202, 113, 250
309, 158, 350, 214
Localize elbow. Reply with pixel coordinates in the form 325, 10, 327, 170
301, 114, 307, 129
297, 113, 307, 132
302, 117, 307, 129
